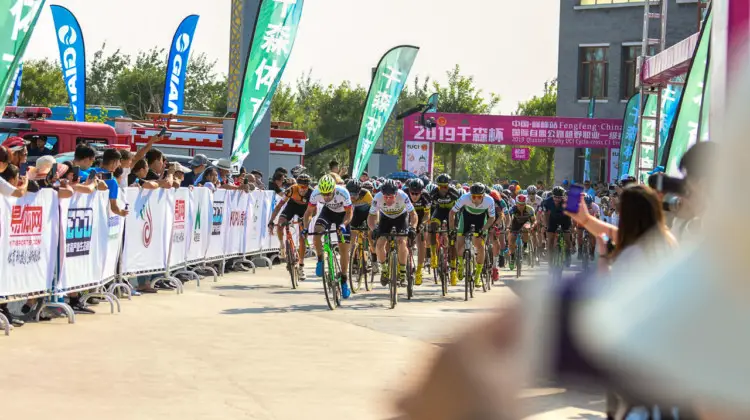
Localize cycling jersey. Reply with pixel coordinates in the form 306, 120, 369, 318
586, 203, 601, 218
308, 185, 352, 213
370, 190, 415, 219
429, 187, 461, 211
528, 194, 543, 211
542, 196, 565, 215
283, 184, 312, 206
452, 193, 496, 217
509, 205, 536, 224
352, 190, 373, 207
409, 192, 431, 214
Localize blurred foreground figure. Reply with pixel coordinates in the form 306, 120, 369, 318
397, 69, 750, 420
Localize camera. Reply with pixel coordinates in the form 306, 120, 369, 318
648, 173, 686, 212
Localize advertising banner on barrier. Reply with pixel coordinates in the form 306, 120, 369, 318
186, 187, 212, 262
226, 190, 250, 256
262, 191, 281, 250
0, 190, 59, 296
403, 113, 623, 149
102, 198, 124, 282
206, 189, 229, 260
122, 188, 173, 274
246, 191, 263, 253
169, 188, 190, 267
58, 191, 109, 292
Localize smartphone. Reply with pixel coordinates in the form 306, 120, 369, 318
48, 163, 57, 180
158, 127, 167, 137
565, 184, 583, 213
243, 176, 249, 185
99, 172, 113, 181
71, 166, 80, 183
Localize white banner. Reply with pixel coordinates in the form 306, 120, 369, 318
226, 190, 250, 256
206, 189, 229, 260
186, 187, 212, 263
403, 141, 432, 176
168, 188, 190, 267
609, 147, 620, 184
0, 190, 59, 296
102, 200, 125, 282
58, 192, 110, 292
246, 191, 264, 253
122, 188, 174, 274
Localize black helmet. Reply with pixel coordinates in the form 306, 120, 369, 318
553, 186, 565, 197
435, 173, 451, 184
290, 165, 307, 178
296, 173, 311, 185
419, 175, 431, 186
346, 179, 362, 195
469, 183, 485, 195
381, 179, 398, 195
408, 178, 424, 192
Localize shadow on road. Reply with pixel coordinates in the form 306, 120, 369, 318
212, 284, 286, 291
221, 304, 330, 314
440, 307, 496, 314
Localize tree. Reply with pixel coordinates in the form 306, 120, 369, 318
114, 48, 166, 119
87, 44, 130, 106
14, 59, 67, 106
515, 79, 557, 186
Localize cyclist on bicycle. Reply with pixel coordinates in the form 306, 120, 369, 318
428, 174, 462, 285
302, 174, 354, 298
576, 194, 600, 260
368, 179, 418, 287
347, 179, 376, 271
508, 194, 537, 271
489, 189, 508, 280
405, 178, 431, 286
449, 183, 496, 289
542, 186, 572, 267
268, 173, 313, 279
527, 185, 545, 257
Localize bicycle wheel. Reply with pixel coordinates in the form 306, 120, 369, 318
389, 250, 398, 309
516, 241, 523, 279
287, 241, 298, 290
485, 241, 493, 290
322, 252, 336, 310
464, 250, 472, 301
348, 241, 362, 293
438, 247, 448, 297
406, 251, 414, 300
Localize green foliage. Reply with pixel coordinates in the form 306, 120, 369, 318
15, 59, 67, 106
64, 106, 110, 123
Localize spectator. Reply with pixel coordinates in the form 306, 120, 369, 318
144, 148, 174, 189
183, 154, 208, 187
250, 170, 264, 190
268, 171, 284, 194
26, 136, 51, 157
91, 149, 129, 217
0, 146, 27, 197
199, 167, 219, 191
359, 171, 369, 182
71, 145, 97, 181
536, 180, 545, 191
329, 159, 340, 175
173, 163, 189, 188
1, 164, 20, 187
27, 156, 72, 198
118, 150, 133, 189
2, 136, 29, 175
583, 180, 596, 197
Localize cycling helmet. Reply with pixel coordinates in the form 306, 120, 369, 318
502, 189, 512, 197
381, 179, 398, 195
408, 178, 424, 192
527, 185, 537, 196
346, 179, 362, 195
362, 180, 374, 192
490, 190, 502, 202
290, 165, 307, 178
394, 180, 403, 190
296, 173, 311, 185
584, 194, 594, 205
373, 180, 382, 191
419, 175, 431, 186
469, 182, 485, 195
435, 173, 451, 185
552, 186, 565, 197
425, 183, 436, 194
493, 184, 502, 192
318, 175, 336, 194
516, 194, 527, 204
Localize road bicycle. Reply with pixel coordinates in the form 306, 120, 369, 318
277, 220, 302, 290
462, 224, 485, 301
549, 225, 567, 281
348, 227, 371, 293
434, 221, 451, 297
306, 229, 344, 310
483, 230, 493, 291
580, 229, 592, 272
381, 228, 410, 309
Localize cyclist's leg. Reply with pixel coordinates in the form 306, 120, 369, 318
276, 215, 287, 248
546, 214, 558, 263
522, 228, 530, 247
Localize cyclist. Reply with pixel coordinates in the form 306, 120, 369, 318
576, 194, 600, 260
526, 185, 545, 256
268, 173, 312, 279
507, 194, 537, 270
449, 183, 496, 288
489, 189, 508, 281
405, 178, 431, 286
347, 179, 376, 271
368, 179, 418, 287
428, 174, 462, 285
542, 186, 572, 267
302, 174, 354, 298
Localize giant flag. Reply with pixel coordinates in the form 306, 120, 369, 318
162, 14, 199, 115
50, 4, 86, 122
0, 0, 45, 106
10, 61, 21, 106
230, 0, 304, 170
351, 46, 419, 178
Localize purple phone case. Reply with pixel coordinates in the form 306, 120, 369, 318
566, 186, 583, 213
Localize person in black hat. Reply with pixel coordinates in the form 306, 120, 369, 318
182, 154, 208, 187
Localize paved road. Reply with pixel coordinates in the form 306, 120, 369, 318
0, 256, 604, 420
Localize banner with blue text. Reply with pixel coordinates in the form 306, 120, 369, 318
162, 14, 199, 115
50, 5, 86, 121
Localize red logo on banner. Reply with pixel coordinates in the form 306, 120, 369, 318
10, 206, 43, 237
174, 200, 186, 223
142, 206, 153, 248
420, 144, 428, 151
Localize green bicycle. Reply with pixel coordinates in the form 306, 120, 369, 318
380, 228, 411, 309
307, 229, 343, 310
549, 226, 567, 281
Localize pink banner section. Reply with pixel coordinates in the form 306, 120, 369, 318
512, 148, 530, 161
404, 113, 622, 149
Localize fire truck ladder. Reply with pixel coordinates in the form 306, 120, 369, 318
634, 0, 668, 182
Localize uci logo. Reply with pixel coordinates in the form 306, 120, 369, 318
57, 25, 77, 45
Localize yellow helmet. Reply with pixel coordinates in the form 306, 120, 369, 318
318, 175, 336, 194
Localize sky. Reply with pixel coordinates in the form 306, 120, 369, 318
24, 0, 560, 114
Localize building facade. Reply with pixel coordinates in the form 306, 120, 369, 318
555, 0, 702, 184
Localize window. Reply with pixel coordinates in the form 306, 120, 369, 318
579, 0, 643, 5
621, 45, 658, 99
578, 46, 609, 99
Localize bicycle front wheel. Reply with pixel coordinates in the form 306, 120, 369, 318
287, 242, 298, 290
464, 250, 472, 301
322, 253, 337, 310
406, 251, 414, 301
438, 247, 448, 297
389, 251, 398, 309
348, 241, 363, 294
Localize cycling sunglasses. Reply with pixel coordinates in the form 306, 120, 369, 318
471, 194, 484, 200
438, 183, 449, 188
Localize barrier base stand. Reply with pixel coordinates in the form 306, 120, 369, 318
81, 292, 120, 314
150, 276, 183, 294
38, 302, 75, 324
251, 255, 273, 270
0, 312, 11, 336
232, 258, 256, 274
172, 269, 200, 288
194, 263, 219, 284
108, 281, 133, 301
